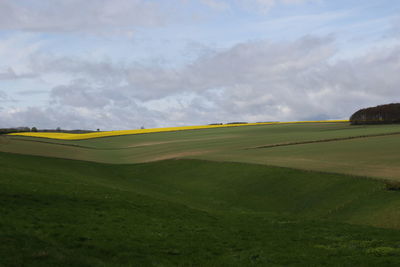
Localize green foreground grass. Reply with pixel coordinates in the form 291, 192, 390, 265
2, 152, 400, 266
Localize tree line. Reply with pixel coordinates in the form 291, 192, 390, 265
0, 127, 97, 135
350, 103, 400, 125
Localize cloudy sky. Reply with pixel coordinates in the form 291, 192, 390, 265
0, 0, 399, 130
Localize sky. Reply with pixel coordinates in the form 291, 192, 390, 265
0, 0, 399, 130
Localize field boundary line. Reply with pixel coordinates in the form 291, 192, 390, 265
4, 137, 154, 150
248, 131, 400, 150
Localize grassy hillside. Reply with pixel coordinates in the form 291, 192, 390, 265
2, 152, 400, 266
2, 122, 400, 179
7, 120, 349, 140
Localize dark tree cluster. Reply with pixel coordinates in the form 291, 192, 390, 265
0, 127, 97, 135
226, 122, 248, 125
0, 127, 31, 135
208, 122, 248, 125
38, 129, 95, 134
350, 103, 400, 125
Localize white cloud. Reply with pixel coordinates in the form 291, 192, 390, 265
0, 67, 37, 80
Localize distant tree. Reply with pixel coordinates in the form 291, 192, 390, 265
31, 127, 38, 132
56, 127, 61, 132
350, 103, 400, 125
140, 126, 145, 129
97, 128, 100, 132
0, 127, 30, 134
226, 122, 248, 125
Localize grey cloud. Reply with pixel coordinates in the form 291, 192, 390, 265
0, 0, 323, 34
118, 35, 399, 122
51, 84, 135, 109
198, 0, 318, 13
236, 0, 318, 13
51, 80, 113, 109
0, 0, 169, 33
0, 90, 17, 103
0, 104, 163, 130
38, 37, 337, 100
17, 90, 48, 95
391, 17, 400, 36
0, 67, 37, 80
5, 35, 400, 129
0, 68, 16, 80
0, 90, 7, 100
31, 57, 127, 85
199, 0, 231, 11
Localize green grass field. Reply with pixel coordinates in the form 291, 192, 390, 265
2, 122, 400, 266
2, 122, 400, 179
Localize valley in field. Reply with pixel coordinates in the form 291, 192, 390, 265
1, 121, 400, 266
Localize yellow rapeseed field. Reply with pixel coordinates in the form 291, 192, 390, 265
8, 120, 348, 140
